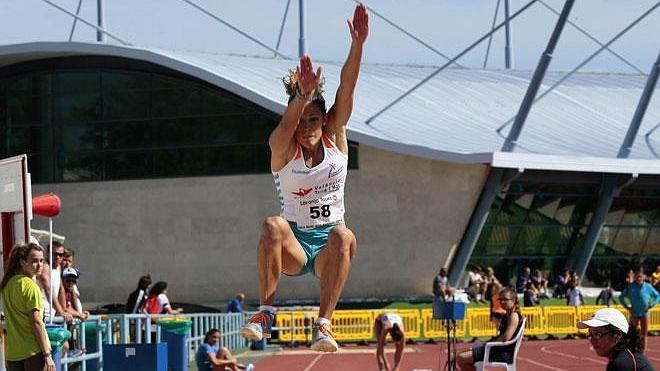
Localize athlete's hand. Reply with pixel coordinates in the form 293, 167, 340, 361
296, 55, 323, 98
348, 3, 369, 45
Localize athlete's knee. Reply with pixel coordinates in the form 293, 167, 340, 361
328, 226, 355, 255
260, 216, 287, 246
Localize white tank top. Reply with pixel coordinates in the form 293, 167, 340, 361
273, 134, 348, 229
381, 313, 404, 330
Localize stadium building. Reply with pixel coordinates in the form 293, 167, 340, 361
0, 2, 659, 304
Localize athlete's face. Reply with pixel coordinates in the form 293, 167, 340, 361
295, 104, 325, 149
588, 328, 619, 357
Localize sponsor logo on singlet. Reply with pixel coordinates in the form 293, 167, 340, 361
328, 163, 343, 179
292, 187, 313, 197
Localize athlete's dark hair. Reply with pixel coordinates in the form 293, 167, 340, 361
204, 328, 221, 344
390, 324, 404, 342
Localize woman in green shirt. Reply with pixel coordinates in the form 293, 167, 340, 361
0, 242, 55, 371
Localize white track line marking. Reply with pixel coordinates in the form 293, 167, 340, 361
517, 356, 568, 371
302, 354, 323, 371
646, 356, 660, 362
541, 345, 607, 365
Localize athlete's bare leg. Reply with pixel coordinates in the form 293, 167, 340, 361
314, 225, 357, 319
257, 216, 308, 305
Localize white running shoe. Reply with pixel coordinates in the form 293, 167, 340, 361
240, 310, 274, 341
310, 321, 339, 352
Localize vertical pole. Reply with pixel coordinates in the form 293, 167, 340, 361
504, 0, 514, 69
298, 0, 306, 58
49, 218, 53, 324
97, 0, 105, 42
574, 50, 660, 280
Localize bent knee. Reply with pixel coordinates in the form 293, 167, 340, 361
328, 226, 355, 252
260, 216, 288, 245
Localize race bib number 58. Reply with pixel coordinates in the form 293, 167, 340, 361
295, 194, 342, 229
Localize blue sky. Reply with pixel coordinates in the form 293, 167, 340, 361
1, 0, 659, 73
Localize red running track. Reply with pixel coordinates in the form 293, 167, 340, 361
250, 337, 660, 370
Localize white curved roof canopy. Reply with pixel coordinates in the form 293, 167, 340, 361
1, 42, 659, 175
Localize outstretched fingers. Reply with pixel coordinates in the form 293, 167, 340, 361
298, 55, 322, 95
350, 3, 368, 42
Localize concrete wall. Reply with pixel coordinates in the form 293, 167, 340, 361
31, 145, 487, 306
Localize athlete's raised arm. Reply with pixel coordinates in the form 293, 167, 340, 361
269, 55, 323, 171
325, 3, 369, 153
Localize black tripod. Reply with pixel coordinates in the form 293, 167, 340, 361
442, 318, 459, 371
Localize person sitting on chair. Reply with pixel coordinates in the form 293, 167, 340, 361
456, 287, 523, 371
374, 312, 406, 371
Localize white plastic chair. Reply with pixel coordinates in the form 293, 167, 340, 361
474, 317, 526, 371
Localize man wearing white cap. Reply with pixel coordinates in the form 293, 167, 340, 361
577, 308, 654, 371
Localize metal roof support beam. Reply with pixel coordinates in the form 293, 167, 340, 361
574, 50, 660, 280
483, 0, 502, 69
355, 1, 461, 68
497, 2, 660, 134
448, 0, 574, 286
448, 168, 522, 286
40, 0, 131, 46
274, 0, 292, 57
502, 0, 575, 152
179, 0, 290, 59
67, 0, 83, 42
366, 0, 539, 125
504, 0, 514, 69
299, 0, 306, 58
538, 0, 645, 75
96, 0, 105, 42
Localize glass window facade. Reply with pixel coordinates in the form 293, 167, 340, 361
0, 57, 359, 183
469, 173, 660, 289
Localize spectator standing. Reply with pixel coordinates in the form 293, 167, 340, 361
577, 308, 654, 371
516, 267, 531, 294
195, 329, 254, 371
553, 268, 570, 298
596, 281, 617, 307
36, 241, 72, 323
523, 281, 539, 307
0, 243, 55, 371
125, 274, 152, 314
228, 293, 247, 314
142, 281, 183, 315
566, 278, 584, 307
619, 271, 659, 353
433, 268, 449, 300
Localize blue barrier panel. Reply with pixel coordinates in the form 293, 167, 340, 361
103, 343, 167, 371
